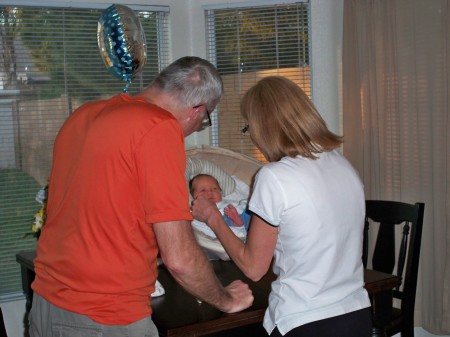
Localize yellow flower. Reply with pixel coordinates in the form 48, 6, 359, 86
32, 205, 46, 232
31, 185, 48, 237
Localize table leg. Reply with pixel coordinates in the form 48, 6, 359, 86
19, 265, 35, 314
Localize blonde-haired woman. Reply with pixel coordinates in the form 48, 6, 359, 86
192, 76, 372, 337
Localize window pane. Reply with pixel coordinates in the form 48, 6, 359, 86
0, 4, 169, 298
205, 2, 311, 162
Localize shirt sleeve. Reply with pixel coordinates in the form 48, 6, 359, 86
137, 119, 193, 224
248, 165, 285, 227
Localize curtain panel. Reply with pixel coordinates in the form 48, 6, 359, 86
342, 0, 449, 334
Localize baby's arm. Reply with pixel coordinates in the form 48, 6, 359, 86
223, 204, 244, 227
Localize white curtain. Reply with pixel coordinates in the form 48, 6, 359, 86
342, 0, 450, 334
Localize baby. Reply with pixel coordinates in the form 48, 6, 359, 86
189, 174, 250, 230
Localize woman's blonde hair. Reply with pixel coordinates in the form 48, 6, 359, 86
240, 76, 343, 162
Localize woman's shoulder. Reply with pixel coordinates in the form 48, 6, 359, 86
258, 152, 344, 178
256, 157, 300, 179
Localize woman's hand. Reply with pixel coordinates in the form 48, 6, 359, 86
191, 196, 221, 226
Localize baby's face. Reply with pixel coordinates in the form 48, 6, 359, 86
192, 176, 222, 203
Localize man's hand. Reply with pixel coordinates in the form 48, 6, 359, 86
222, 280, 254, 313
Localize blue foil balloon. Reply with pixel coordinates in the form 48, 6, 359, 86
98, 4, 147, 92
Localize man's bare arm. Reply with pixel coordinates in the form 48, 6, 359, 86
153, 220, 253, 313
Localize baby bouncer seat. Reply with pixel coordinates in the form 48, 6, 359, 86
185, 145, 262, 260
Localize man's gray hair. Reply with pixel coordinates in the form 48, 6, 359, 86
150, 56, 223, 111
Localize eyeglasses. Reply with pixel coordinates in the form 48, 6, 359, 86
241, 123, 249, 135
194, 105, 212, 127
204, 109, 212, 127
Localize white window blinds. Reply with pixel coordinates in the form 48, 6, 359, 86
0, 3, 169, 299
205, 1, 311, 162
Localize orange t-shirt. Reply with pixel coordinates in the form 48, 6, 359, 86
32, 94, 193, 324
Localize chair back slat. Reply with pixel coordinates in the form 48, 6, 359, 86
372, 223, 396, 274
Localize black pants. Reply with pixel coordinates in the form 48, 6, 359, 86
270, 308, 372, 337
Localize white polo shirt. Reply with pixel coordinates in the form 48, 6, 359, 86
249, 150, 371, 335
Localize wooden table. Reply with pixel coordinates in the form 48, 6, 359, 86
16, 250, 36, 313
16, 251, 397, 337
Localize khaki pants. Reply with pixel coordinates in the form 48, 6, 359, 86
29, 293, 159, 337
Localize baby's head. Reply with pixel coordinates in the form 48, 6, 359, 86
189, 174, 223, 203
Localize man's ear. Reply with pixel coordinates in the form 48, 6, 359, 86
181, 106, 198, 124
191, 106, 201, 119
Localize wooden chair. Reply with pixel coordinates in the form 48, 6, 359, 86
363, 200, 425, 337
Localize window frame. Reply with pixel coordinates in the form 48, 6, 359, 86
203, 0, 312, 162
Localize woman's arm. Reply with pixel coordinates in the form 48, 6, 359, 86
192, 197, 277, 281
